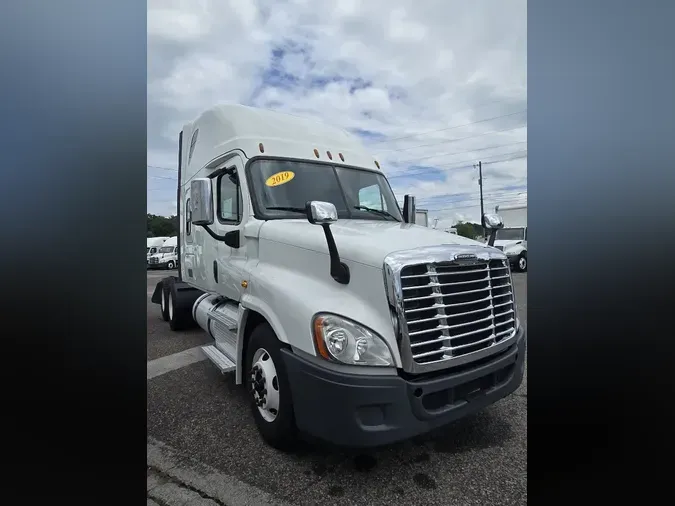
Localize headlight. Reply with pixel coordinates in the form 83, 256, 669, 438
312, 313, 394, 367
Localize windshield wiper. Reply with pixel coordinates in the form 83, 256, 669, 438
353, 205, 398, 221
267, 206, 307, 214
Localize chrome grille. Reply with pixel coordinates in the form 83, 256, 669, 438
399, 259, 516, 365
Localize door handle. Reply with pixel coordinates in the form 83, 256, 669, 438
213, 260, 218, 283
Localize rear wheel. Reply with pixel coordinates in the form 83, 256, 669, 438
160, 282, 170, 321
245, 323, 297, 451
167, 279, 189, 331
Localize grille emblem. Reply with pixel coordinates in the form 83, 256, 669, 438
453, 253, 478, 263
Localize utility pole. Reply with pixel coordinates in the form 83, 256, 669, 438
475, 161, 486, 238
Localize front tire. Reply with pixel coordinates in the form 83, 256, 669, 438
245, 323, 297, 451
167, 260, 175, 270
516, 252, 527, 272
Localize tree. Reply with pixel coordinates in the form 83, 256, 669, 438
454, 221, 483, 240
147, 214, 178, 237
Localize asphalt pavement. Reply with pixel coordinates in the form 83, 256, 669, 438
147, 269, 527, 506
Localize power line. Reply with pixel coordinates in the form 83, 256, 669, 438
367, 100, 526, 145
412, 185, 527, 202
375, 123, 527, 157
392, 140, 527, 166
386, 150, 527, 180
416, 191, 527, 207
148, 174, 177, 181
148, 165, 177, 171
427, 198, 527, 213
373, 110, 527, 152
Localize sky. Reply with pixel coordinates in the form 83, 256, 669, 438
147, 0, 526, 230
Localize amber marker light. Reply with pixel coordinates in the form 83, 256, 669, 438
312, 315, 331, 360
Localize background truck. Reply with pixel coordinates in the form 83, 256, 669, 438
151, 104, 526, 450
492, 204, 527, 272
147, 237, 169, 260
147, 236, 178, 270
415, 208, 429, 227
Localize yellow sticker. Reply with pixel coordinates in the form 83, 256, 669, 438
265, 170, 295, 187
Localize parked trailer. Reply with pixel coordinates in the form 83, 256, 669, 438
151, 104, 526, 450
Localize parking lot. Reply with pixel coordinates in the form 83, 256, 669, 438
147, 270, 527, 506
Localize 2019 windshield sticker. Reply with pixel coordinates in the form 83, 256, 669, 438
265, 171, 295, 187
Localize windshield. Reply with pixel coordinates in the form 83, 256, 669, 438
248, 159, 403, 221
495, 227, 525, 241
159, 246, 174, 253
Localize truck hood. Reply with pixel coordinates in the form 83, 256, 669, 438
493, 239, 523, 249
258, 219, 489, 268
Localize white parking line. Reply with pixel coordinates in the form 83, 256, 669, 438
147, 346, 207, 380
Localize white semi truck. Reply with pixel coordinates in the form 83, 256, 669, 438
147, 236, 169, 259
493, 204, 527, 272
147, 236, 178, 270
151, 104, 525, 450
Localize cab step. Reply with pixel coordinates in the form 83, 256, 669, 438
201, 345, 236, 374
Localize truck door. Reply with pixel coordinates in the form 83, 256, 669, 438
213, 157, 246, 301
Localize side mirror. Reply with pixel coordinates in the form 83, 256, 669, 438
305, 200, 349, 285
190, 178, 214, 226
306, 201, 338, 225
483, 213, 504, 247
482, 213, 504, 230
402, 194, 416, 223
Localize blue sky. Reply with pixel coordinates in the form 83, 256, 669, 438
147, 0, 526, 229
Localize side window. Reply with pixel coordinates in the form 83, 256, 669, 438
185, 198, 192, 236
188, 129, 199, 165
218, 171, 243, 223
358, 184, 386, 211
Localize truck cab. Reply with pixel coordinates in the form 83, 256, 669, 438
492, 204, 528, 272
147, 237, 169, 262
151, 104, 526, 450
147, 236, 178, 270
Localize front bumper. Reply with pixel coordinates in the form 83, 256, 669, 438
282, 326, 526, 448
506, 253, 519, 266
147, 261, 169, 269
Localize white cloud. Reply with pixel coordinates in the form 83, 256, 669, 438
147, 0, 526, 221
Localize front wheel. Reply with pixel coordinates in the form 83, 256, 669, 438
516, 253, 527, 272
166, 260, 175, 270
245, 323, 298, 451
